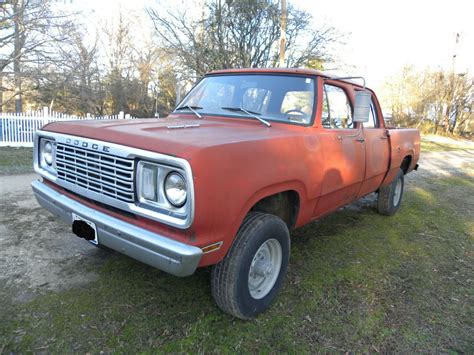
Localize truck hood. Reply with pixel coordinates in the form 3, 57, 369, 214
43, 114, 302, 159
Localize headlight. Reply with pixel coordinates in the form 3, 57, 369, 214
43, 141, 53, 165
39, 138, 55, 170
137, 162, 188, 209
164, 172, 187, 207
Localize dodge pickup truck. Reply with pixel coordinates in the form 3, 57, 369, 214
32, 68, 420, 319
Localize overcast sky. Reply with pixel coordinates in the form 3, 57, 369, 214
77, 0, 473, 91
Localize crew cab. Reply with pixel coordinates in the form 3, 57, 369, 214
32, 68, 420, 319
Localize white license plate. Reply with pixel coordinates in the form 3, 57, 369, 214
72, 213, 98, 245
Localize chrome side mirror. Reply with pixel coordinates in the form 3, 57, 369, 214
353, 91, 371, 123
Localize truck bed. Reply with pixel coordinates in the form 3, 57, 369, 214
382, 128, 420, 186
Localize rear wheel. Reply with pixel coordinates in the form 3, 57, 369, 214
377, 168, 405, 216
211, 212, 290, 319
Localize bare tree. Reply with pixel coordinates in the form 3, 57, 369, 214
147, 0, 339, 78
34, 29, 104, 115
0, 0, 77, 111
0, 1, 344, 119
381, 66, 473, 136
101, 13, 135, 113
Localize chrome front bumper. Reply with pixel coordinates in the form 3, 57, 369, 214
31, 180, 202, 277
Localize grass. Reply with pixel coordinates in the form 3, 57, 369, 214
1, 173, 473, 353
421, 135, 474, 153
0, 147, 34, 175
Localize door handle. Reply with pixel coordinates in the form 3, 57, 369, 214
380, 136, 388, 140
355, 137, 365, 142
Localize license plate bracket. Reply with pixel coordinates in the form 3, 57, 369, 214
72, 213, 98, 245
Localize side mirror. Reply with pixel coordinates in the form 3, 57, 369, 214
353, 91, 371, 123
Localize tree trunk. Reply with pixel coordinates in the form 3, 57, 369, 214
450, 108, 458, 133
13, 0, 24, 112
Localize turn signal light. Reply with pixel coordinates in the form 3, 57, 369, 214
201, 242, 223, 254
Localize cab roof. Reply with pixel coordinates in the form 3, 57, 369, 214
207, 68, 367, 88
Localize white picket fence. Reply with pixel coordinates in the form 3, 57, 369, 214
0, 108, 134, 147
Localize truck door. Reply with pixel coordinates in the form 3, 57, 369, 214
357, 95, 390, 197
313, 83, 366, 218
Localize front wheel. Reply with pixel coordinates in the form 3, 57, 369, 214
211, 212, 290, 319
377, 168, 405, 216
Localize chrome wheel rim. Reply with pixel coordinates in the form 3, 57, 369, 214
248, 239, 282, 300
393, 179, 402, 206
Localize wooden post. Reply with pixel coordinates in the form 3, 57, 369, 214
279, 0, 287, 68
13, 0, 24, 112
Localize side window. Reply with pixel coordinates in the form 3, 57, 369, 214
364, 101, 379, 128
322, 84, 354, 129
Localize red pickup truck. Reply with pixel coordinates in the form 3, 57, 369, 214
32, 68, 420, 319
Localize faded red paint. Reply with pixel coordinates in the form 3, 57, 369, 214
43, 68, 420, 268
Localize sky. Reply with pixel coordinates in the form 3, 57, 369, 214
292, 0, 474, 90
75, 0, 473, 91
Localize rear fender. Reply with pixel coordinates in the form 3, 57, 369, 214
381, 128, 419, 186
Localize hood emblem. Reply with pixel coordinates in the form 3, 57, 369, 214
167, 124, 201, 129
65, 137, 111, 153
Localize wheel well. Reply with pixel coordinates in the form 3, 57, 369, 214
400, 156, 412, 174
250, 190, 299, 229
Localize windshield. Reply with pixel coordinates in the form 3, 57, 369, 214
177, 74, 316, 125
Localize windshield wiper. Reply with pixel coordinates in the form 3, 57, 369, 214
174, 105, 203, 119
221, 106, 271, 127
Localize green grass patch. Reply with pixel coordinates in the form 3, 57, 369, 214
0, 147, 34, 175
421, 136, 474, 153
1, 177, 473, 353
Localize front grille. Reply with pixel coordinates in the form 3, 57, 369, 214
55, 143, 135, 203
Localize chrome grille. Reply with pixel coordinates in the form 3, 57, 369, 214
55, 143, 135, 203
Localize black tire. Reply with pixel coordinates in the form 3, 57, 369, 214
211, 212, 290, 319
377, 168, 405, 216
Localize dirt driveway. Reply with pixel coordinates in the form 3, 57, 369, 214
1, 150, 472, 306
0, 174, 115, 305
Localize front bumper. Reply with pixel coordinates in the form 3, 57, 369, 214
31, 180, 202, 276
